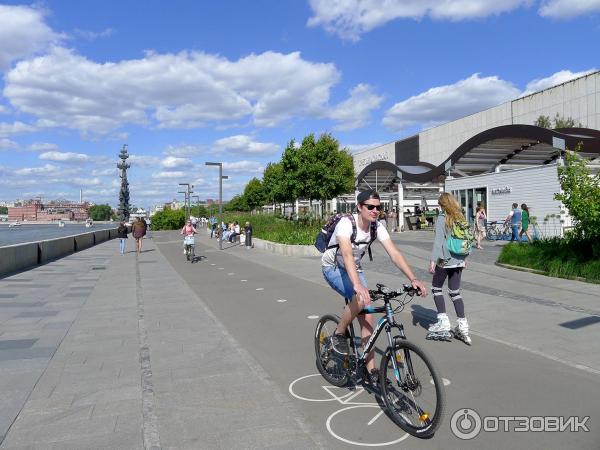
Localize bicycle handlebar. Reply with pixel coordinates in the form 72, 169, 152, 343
369, 283, 422, 300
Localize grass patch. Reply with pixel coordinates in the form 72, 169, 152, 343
217, 213, 322, 245
498, 238, 600, 282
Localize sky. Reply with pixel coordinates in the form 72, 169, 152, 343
0, 0, 598, 209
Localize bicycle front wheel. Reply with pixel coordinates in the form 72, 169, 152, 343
380, 340, 445, 438
314, 315, 349, 387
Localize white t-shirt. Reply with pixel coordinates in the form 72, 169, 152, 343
321, 214, 390, 271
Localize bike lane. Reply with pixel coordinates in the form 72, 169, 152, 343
155, 232, 600, 450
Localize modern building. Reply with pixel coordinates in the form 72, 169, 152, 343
347, 71, 600, 235
8, 201, 89, 222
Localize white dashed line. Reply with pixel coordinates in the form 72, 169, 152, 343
210, 263, 216, 266
227, 273, 235, 275
217, 267, 224, 270
430, 377, 451, 386
307, 315, 319, 319
256, 288, 264, 291
277, 299, 287, 303
240, 279, 247, 282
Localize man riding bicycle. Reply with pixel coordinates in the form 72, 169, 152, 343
321, 189, 428, 383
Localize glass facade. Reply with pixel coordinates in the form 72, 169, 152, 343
450, 187, 487, 224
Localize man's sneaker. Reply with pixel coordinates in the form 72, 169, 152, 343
330, 333, 349, 355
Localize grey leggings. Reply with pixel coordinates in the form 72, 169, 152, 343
431, 266, 465, 318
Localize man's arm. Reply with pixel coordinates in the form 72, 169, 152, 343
380, 239, 428, 296
504, 210, 513, 225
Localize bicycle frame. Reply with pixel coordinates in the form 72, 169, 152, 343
345, 296, 408, 384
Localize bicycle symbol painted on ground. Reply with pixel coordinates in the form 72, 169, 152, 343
289, 373, 412, 446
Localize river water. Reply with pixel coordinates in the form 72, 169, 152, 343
0, 223, 117, 247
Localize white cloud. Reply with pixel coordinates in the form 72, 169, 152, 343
0, 121, 36, 137
327, 84, 383, 131
538, 0, 600, 18
222, 160, 264, 174
0, 5, 61, 70
28, 142, 59, 152
5, 47, 343, 134
14, 163, 59, 175
39, 151, 90, 163
71, 177, 101, 186
0, 105, 9, 114
307, 0, 530, 41
162, 156, 192, 168
128, 155, 162, 168
164, 144, 205, 157
521, 69, 598, 96
73, 28, 114, 40
214, 135, 279, 155
151, 171, 186, 179
383, 73, 520, 132
0, 138, 18, 150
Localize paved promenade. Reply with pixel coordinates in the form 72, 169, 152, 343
0, 230, 598, 449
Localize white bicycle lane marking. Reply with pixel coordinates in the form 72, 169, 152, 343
289, 374, 410, 446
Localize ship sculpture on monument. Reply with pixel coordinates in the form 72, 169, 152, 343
117, 144, 131, 221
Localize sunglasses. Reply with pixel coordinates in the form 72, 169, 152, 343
363, 204, 383, 211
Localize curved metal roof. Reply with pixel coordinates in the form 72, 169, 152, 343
356, 125, 600, 190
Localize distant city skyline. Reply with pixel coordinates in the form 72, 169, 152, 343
0, 1, 599, 207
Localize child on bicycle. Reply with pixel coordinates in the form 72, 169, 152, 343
427, 193, 471, 344
322, 189, 428, 383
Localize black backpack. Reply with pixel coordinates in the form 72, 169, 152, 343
314, 213, 378, 261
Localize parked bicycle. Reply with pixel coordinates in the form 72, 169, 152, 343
314, 283, 445, 438
183, 236, 195, 262
485, 220, 512, 241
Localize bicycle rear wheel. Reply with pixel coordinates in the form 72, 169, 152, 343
380, 340, 445, 438
485, 228, 497, 240
314, 315, 349, 387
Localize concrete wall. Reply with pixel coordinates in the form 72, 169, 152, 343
0, 228, 117, 278
0, 243, 38, 276
39, 236, 75, 264
253, 238, 321, 257
74, 232, 95, 252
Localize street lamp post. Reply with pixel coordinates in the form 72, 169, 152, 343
178, 183, 193, 221
205, 162, 228, 250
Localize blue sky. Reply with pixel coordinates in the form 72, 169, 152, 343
0, 0, 598, 209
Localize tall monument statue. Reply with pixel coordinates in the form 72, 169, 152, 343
117, 144, 131, 221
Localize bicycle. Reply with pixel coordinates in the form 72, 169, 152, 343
485, 221, 511, 241
183, 236, 195, 262
314, 283, 445, 438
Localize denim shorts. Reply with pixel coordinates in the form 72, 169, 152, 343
322, 265, 367, 300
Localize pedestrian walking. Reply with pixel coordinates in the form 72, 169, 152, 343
474, 203, 487, 249
519, 203, 533, 243
504, 203, 522, 242
131, 218, 146, 254
117, 221, 128, 254
244, 221, 253, 248
427, 192, 472, 345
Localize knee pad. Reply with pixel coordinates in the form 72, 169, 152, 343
432, 287, 444, 297
448, 288, 462, 302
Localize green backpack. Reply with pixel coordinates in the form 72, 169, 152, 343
446, 220, 474, 256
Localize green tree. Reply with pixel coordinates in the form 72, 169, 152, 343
534, 115, 552, 128
225, 194, 249, 212
0, 206, 8, 215
280, 139, 302, 212
555, 143, 600, 255
262, 162, 287, 209
243, 177, 265, 211
190, 205, 208, 218
150, 208, 185, 230
88, 204, 113, 221
295, 133, 355, 217
553, 113, 581, 129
